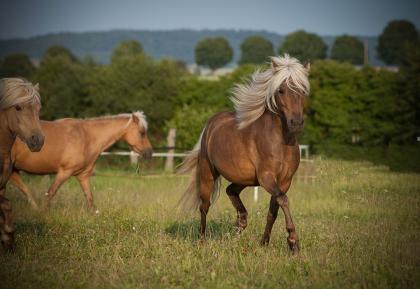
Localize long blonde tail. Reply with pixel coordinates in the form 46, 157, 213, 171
177, 130, 221, 212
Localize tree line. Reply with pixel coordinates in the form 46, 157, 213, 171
0, 20, 418, 153
194, 20, 418, 69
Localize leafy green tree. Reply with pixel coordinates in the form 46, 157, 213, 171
41, 45, 78, 65
0, 53, 36, 78
166, 106, 218, 149
111, 40, 144, 64
34, 50, 89, 119
331, 35, 364, 65
279, 30, 327, 61
303, 60, 403, 147
395, 41, 420, 142
239, 36, 274, 65
195, 37, 233, 70
377, 20, 418, 65
87, 54, 184, 141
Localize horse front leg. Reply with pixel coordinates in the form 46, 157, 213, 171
261, 196, 279, 245
0, 189, 14, 252
258, 172, 299, 253
276, 193, 299, 252
45, 170, 71, 209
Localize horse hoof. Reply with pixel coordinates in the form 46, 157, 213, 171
260, 237, 270, 246
287, 238, 300, 253
198, 237, 206, 245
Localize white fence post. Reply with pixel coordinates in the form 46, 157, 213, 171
164, 128, 176, 172
254, 186, 259, 202
129, 150, 138, 165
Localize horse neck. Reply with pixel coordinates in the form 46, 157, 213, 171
0, 113, 15, 188
260, 111, 297, 145
84, 117, 131, 154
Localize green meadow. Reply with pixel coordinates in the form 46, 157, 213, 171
1, 159, 419, 289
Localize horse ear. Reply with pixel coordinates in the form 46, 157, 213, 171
132, 113, 139, 123
304, 61, 311, 72
271, 58, 279, 70
34, 83, 40, 91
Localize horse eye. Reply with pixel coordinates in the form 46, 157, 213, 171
15, 105, 22, 111
278, 89, 284, 95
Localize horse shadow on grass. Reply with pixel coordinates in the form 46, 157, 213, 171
165, 218, 236, 242
15, 221, 49, 237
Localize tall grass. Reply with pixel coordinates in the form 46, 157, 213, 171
1, 159, 419, 289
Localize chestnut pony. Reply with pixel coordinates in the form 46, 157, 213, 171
179, 55, 310, 252
0, 78, 44, 251
9, 112, 152, 214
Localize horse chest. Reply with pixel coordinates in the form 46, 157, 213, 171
273, 145, 300, 181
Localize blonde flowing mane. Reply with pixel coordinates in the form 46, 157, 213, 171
231, 54, 310, 129
86, 111, 148, 131
0, 78, 41, 110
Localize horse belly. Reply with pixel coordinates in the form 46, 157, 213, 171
14, 154, 60, 174
218, 164, 257, 186
210, 149, 257, 186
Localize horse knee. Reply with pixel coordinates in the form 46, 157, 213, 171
276, 194, 289, 208
199, 201, 210, 215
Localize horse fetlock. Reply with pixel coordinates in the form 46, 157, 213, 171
287, 236, 300, 252
236, 218, 247, 232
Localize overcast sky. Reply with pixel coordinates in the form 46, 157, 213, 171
0, 0, 418, 39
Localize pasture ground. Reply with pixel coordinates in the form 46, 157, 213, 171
1, 159, 419, 289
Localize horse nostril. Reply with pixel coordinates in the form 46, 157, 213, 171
292, 119, 303, 126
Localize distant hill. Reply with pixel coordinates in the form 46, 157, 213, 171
0, 29, 384, 66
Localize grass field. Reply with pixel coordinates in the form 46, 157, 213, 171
1, 159, 419, 289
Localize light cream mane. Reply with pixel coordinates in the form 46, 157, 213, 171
0, 78, 41, 110
86, 111, 148, 131
230, 54, 310, 129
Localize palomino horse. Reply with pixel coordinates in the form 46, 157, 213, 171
179, 55, 310, 252
9, 112, 152, 213
0, 78, 44, 251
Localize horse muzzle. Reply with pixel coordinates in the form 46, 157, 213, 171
287, 118, 304, 134
139, 149, 153, 160
26, 134, 44, 152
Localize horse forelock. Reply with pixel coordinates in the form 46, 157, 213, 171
132, 111, 148, 131
231, 54, 309, 129
0, 78, 41, 110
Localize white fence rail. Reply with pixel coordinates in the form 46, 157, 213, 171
100, 145, 310, 159
100, 132, 310, 203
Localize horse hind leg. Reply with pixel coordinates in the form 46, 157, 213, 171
198, 159, 219, 240
199, 178, 213, 240
76, 173, 97, 215
226, 184, 247, 232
